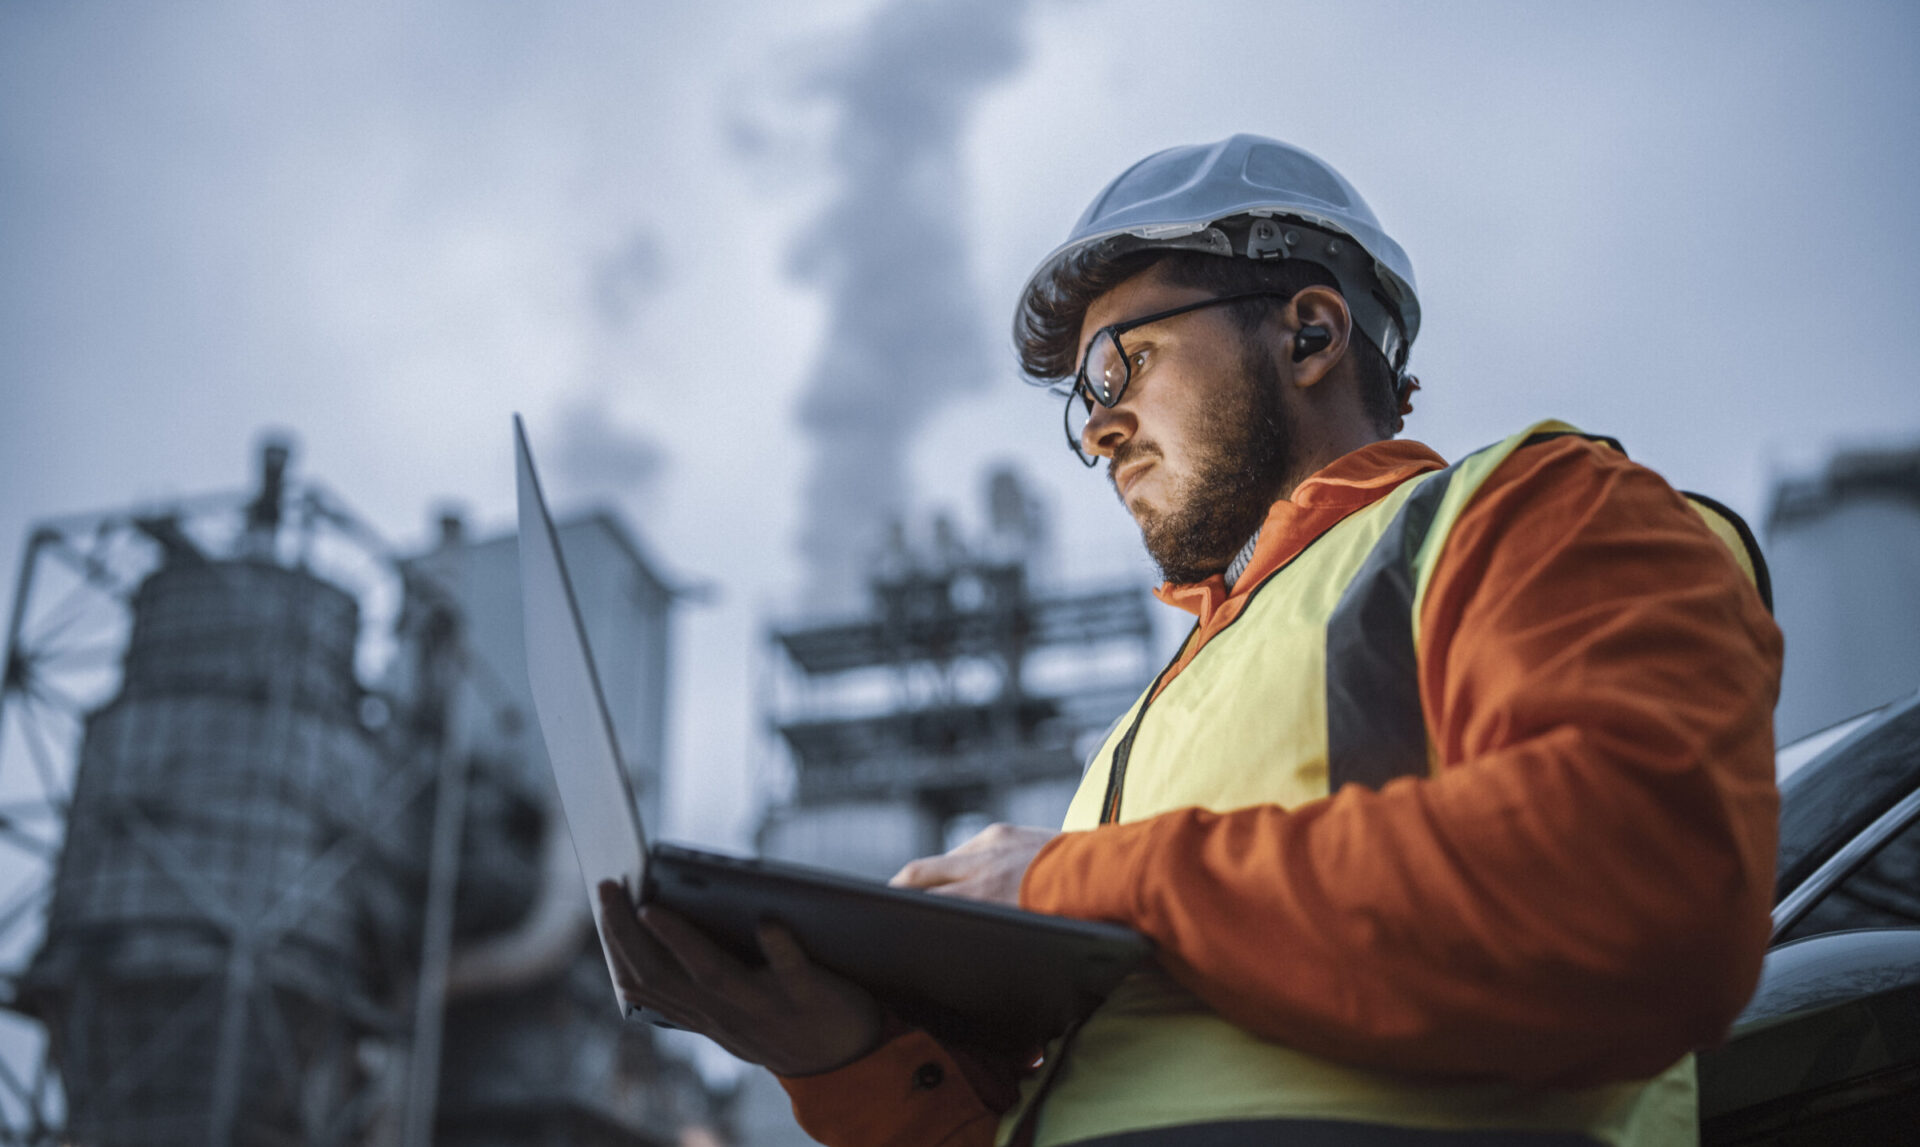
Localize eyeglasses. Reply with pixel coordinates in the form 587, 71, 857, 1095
1061, 290, 1292, 467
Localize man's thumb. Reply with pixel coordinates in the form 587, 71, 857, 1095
758, 922, 810, 984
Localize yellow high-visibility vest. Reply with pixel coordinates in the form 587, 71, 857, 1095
1001, 421, 1762, 1147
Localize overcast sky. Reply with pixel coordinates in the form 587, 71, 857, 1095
3, 0, 1918, 852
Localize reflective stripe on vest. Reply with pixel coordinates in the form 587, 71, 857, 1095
1019, 421, 1699, 1147
1326, 430, 1774, 795
1322, 441, 1461, 790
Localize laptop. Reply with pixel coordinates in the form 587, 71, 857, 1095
514, 415, 1149, 1053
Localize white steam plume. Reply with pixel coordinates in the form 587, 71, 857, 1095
786, 0, 1030, 610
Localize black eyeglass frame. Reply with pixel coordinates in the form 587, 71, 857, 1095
1061, 289, 1294, 467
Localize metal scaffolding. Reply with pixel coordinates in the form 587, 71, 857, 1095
760, 468, 1157, 863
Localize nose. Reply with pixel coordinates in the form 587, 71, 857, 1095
1081, 400, 1134, 461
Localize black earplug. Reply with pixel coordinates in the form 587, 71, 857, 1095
1292, 325, 1331, 361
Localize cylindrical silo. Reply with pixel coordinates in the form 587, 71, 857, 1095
21, 555, 418, 1147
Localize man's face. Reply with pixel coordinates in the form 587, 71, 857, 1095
1074, 268, 1297, 584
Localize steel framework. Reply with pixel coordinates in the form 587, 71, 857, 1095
763, 509, 1157, 853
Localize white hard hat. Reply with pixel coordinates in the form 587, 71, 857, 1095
1017, 134, 1419, 375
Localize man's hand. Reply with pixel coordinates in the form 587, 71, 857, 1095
889, 823, 1058, 907
594, 881, 883, 1078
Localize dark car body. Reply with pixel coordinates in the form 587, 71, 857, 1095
1699, 690, 1920, 1144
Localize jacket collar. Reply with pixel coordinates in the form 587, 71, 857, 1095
1154, 439, 1447, 628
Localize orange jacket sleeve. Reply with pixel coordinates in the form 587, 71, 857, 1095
777, 1025, 1025, 1147
1020, 435, 1783, 1086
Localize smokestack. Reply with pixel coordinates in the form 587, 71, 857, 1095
435, 506, 467, 550
245, 434, 294, 558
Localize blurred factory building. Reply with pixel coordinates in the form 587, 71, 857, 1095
1768, 441, 1920, 745
0, 439, 723, 1146
759, 465, 1155, 877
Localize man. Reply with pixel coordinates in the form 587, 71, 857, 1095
596, 134, 1782, 1145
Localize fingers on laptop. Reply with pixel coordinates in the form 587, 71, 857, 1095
595, 882, 701, 1016
639, 904, 744, 997
888, 852, 953, 889
758, 921, 829, 995
891, 854, 993, 901
756, 921, 804, 971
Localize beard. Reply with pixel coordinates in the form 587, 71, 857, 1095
1112, 342, 1295, 585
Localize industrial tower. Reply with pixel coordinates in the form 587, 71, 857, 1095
0, 439, 717, 1146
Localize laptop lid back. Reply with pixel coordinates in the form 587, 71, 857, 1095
515, 415, 649, 1005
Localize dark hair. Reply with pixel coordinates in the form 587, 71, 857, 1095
1017, 248, 1400, 437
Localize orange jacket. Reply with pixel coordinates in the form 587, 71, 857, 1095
781, 434, 1783, 1145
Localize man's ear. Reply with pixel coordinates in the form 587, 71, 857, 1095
1282, 286, 1351, 390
